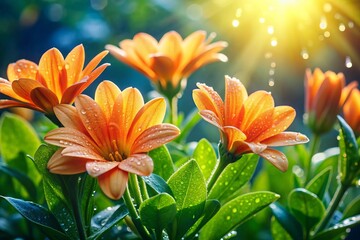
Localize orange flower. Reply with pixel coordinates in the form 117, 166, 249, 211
44, 81, 180, 199
193, 76, 308, 171
305, 68, 357, 134
343, 88, 360, 135
105, 30, 227, 98
0, 44, 109, 115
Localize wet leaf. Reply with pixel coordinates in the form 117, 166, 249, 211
149, 145, 174, 180
192, 138, 217, 180
208, 154, 259, 204
271, 216, 292, 240
199, 191, 279, 240
306, 167, 332, 201
143, 173, 173, 196
313, 214, 360, 240
0, 196, 67, 239
342, 195, 360, 219
288, 188, 325, 231
139, 193, 177, 232
270, 202, 303, 240
167, 159, 206, 239
79, 173, 97, 232
338, 116, 360, 186
89, 202, 129, 240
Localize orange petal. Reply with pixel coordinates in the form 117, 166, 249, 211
65, 44, 85, 86
7, 60, 38, 82
127, 98, 166, 145
131, 123, 180, 153
0, 78, 28, 101
12, 79, 44, 101
86, 161, 119, 177
119, 154, 153, 176
340, 81, 358, 107
256, 106, 296, 142
75, 95, 111, 150
38, 48, 65, 96
133, 33, 158, 65
45, 127, 100, 152
224, 76, 248, 127
149, 55, 175, 82
97, 167, 128, 200
119, 87, 144, 133
95, 80, 121, 120
199, 110, 223, 129
30, 87, 59, 114
240, 90, 274, 131
61, 145, 105, 161
180, 31, 206, 70
60, 77, 88, 104
243, 108, 274, 142
158, 31, 182, 63
193, 84, 224, 122
81, 50, 108, 78
258, 148, 288, 172
0, 99, 39, 111
223, 126, 247, 151
80, 63, 110, 92
53, 104, 86, 131
47, 149, 88, 174
262, 132, 309, 147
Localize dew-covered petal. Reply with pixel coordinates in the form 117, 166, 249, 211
243, 108, 274, 142
7, 60, 38, 82
0, 99, 39, 111
223, 126, 247, 151
80, 63, 110, 92
81, 50, 108, 78
60, 77, 88, 104
47, 149, 88, 174
258, 148, 288, 172
53, 104, 86, 131
30, 87, 59, 113
127, 98, 166, 145
241, 90, 274, 131
256, 106, 296, 142
97, 167, 128, 200
61, 145, 105, 161
262, 132, 309, 147
64, 44, 85, 86
195, 83, 224, 122
224, 76, 247, 127
199, 110, 223, 129
86, 161, 119, 177
131, 123, 180, 153
0, 78, 28, 102
95, 80, 121, 120
12, 79, 45, 101
119, 154, 153, 176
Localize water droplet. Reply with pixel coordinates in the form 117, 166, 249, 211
255, 198, 260, 203
81, 109, 87, 114
16, 68, 21, 73
232, 208, 237, 213
226, 215, 231, 220
345, 56, 352, 68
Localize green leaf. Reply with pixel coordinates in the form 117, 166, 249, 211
313, 214, 360, 240
199, 191, 279, 240
89, 203, 129, 240
306, 167, 332, 201
149, 145, 174, 180
192, 138, 217, 181
33, 144, 78, 239
139, 193, 177, 232
270, 202, 303, 240
288, 188, 325, 231
208, 154, 259, 204
0, 196, 68, 239
167, 159, 207, 239
271, 216, 292, 240
342, 195, 360, 219
0, 113, 41, 184
0, 162, 37, 200
338, 116, 360, 185
79, 173, 97, 232
143, 174, 173, 195
184, 199, 221, 239
176, 109, 202, 143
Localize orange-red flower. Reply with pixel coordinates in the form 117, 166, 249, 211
44, 81, 180, 199
305, 68, 357, 134
105, 30, 227, 98
0, 44, 109, 115
343, 87, 360, 135
193, 76, 309, 171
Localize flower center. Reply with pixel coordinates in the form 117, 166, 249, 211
108, 140, 125, 162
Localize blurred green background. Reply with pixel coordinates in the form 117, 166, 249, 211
0, 0, 359, 146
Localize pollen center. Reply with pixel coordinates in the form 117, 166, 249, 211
108, 140, 124, 162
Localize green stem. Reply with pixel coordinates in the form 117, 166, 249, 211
129, 173, 143, 207
305, 133, 321, 183
315, 184, 348, 233
168, 96, 178, 125
123, 188, 152, 240
207, 159, 228, 192
155, 229, 163, 240
138, 176, 149, 201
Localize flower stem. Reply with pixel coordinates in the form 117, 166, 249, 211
315, 183, 348, 233
138, 176, 149, 201
129, 173, 143, 206
123, 187, 152, 240
305, 133, 321, 183
207, 159, 228, 192
168, 96, 178, 125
